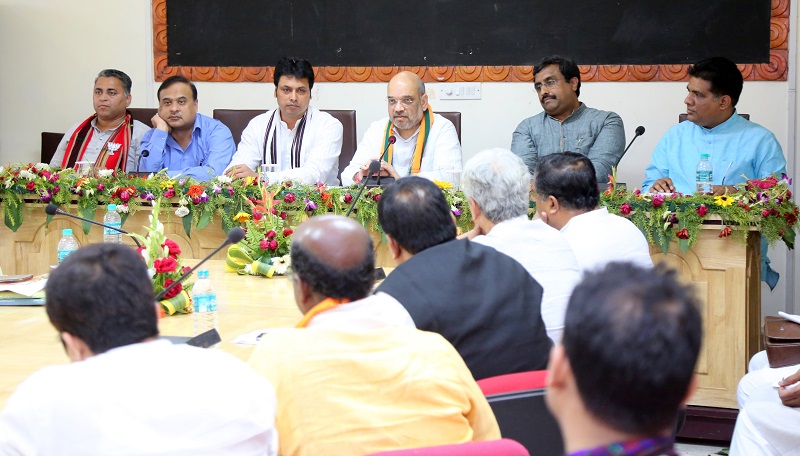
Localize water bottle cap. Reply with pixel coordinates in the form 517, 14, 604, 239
62, 229, 73, 235
197, 269, 209, 279
107, 204, 117, 211
700, 154, 709, 159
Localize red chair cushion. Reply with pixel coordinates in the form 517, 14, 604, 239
477, 370, 548, 396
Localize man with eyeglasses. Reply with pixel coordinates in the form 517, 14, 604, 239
224, 57, 344, 185
642, 56, 785, 195
511, 56, 625, 183
341, 71, 462, 186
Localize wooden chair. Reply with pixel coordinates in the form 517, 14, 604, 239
212, 109, 266, 145
41, 132, 65, 164
438, 111, 462, 142
128, 107, 159, 126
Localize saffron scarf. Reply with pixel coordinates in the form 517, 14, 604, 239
261, 109, 309, 169
295, 297, 349, 328
61, 112, 133, 171
381, 107, 434, 175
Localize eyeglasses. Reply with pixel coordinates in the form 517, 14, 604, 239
387, 97, 417, 107
534, 78, 563, 93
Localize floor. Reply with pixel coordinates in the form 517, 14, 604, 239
675, 440, 729, 455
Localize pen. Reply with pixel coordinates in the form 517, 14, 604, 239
721, 162, 733, 185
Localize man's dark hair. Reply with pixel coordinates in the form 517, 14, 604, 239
378, 176, 456, 255
563, 262, 702, 435
45, 243, 159, 354
95, 69, 133, 95
157, 75, 198, 101
687, 57, 743, 107
535, 152, 598, 211
291, 237, 375, 301
274, 57, 315, 90
534, 55, 581, 97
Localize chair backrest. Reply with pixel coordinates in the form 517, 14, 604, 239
128, 108, 159, 127
366, 438, 530, 456
678, 113, 749, 123
438, 111, 462, 142
41, 132, 65, 164
477, 371, 562, 456
320, 109, 357, 185
212, 109, 266, 145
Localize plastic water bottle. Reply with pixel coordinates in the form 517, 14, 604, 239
103, 204, 122, 244
192, 269, 218, 337
57, 229, 79, 264
696, 154, 713, 194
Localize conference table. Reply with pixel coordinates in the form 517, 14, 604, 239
0, 260, 303, 409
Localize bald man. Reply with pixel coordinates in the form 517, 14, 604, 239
341, 71, 462, 186
248, 215, 500, 455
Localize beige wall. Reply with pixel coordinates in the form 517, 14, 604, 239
0, 0, 797, 314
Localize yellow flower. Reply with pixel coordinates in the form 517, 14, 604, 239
159, 180, 176, 189
714, 195, 735, 207
233, 211, 251, 222
244, 176, 256, 186
433, 179, 453, 190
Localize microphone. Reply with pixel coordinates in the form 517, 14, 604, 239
622, 126, 645, 156
346, 159, 382, 217
376, 135, 396, 186
154, 227, 245, 301
45, 204, 142, 248
136, 150, 149, 174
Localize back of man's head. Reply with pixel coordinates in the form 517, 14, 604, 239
45, 243, 159, 355
377, 176, 456, 255
274, 57, 315, 90
95, 69, 133, 96
687, 56, 743, 107
290, 215, 375, 301
535, 152, 598, 211
462, 148, 530, 223
157, 75, 198, 101
562, 262, 702, 435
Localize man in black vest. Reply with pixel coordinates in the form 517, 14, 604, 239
376, 176, 552, 380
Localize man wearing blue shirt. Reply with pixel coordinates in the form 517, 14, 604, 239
643, 57, 786, 195
140, 76, 236, 181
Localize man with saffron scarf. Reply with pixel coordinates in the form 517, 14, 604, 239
50, 69, 148, 173
248, 215, 499, 455
224, 57, 343, 185
341, 71, 462, 186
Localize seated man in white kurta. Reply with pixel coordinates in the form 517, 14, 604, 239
460, 148, 581, 344
225, 57, 343, 185
341, 71, 462, 186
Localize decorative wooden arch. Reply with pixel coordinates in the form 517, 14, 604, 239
152, 0, 789, 83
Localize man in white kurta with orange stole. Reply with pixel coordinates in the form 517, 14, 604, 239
248, 215, 499, 456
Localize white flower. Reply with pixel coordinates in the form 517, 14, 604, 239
35, 163, 50, 170
147, 267, 156, 279
175, 206, 190, 218
117, 204, 129, 213
18, 170, 35, 180
97, 169, 113, 178
157, 221, 165, 232
217, 175, 232, 184
4, 180, 12, 189
178, 197, 189, 206
0, 166, 5, 174
84, 188, 95, 197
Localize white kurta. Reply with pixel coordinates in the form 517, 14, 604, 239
341, 113, 462, 186
226, 107, 343, 185
0, 339, 278, 456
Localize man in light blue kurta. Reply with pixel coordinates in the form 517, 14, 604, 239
642, 57, 786, 194
140, 76, 235, 181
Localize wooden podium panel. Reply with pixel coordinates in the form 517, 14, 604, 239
651, 228, 761, 409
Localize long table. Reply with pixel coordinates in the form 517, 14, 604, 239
0, 204, 761, 411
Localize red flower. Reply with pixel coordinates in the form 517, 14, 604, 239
279, 211, 287, 220
619, 203, 632, 215
676, 228, 690, 240
696, 204, 708, 217
268, 239, 278, 251
762, 209, 771, 217
283, 229, 293, 237
187, 185, 204, 198
252, 211, 263, 221
284, 192, 296, 203
719, 226, 732, 238
183, 266, 191, 275
634, 189, 641, 196
163, 188, 175, 198
266, 229, 277, 239
785, 212, 797, 226
26, 181, 35, 191
344, 193, 353, 203
259, 238, 270, 250
161, 279, 183, 299
161, 239, 181, 258
373, 194, 381, 202
652, 193, 665, 208
154, 257, 178, 273
97, 183, 105, 191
